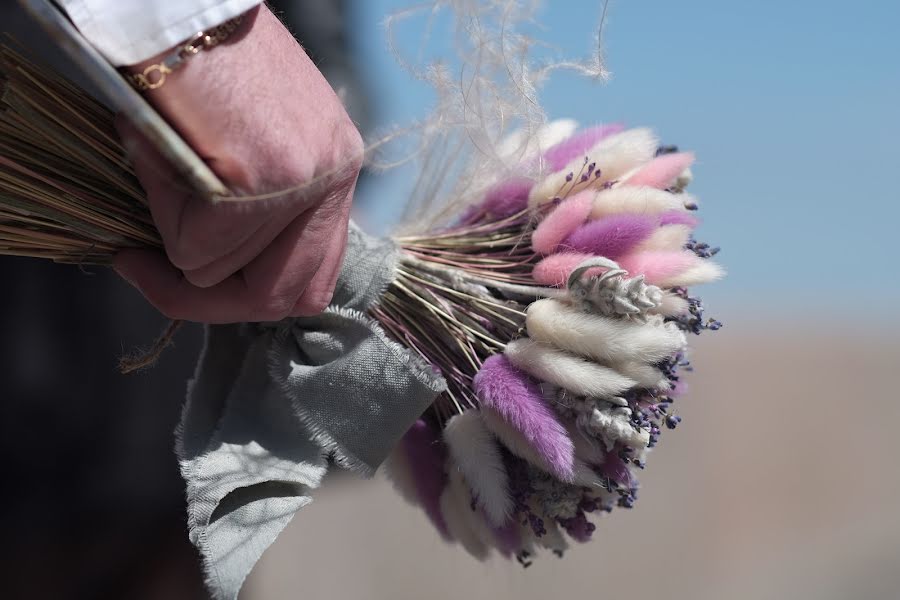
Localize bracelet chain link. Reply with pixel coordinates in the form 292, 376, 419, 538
128, 15, 244, 92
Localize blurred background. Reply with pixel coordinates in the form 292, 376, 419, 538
1, 1, 898, 599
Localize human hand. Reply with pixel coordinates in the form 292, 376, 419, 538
114, 6, 363, 323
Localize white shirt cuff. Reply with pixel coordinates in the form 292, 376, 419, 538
58, 0, 262, 66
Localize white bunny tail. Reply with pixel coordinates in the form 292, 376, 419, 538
444, 411, 513, 527
653, 292, 690, 317
611, 361, 669, 390
636, 224, 693, 252
505, 339, 637, 398
448, 469, 498, 553
659, 260, 725, 288
439, 480, 488, 560
526, 299, 686, 365
589, 186, 692, 219
589, 128, 660, 183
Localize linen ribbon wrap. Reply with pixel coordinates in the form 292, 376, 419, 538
176, 225, 446, 599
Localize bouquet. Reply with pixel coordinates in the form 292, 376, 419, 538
1, 14, 723, 596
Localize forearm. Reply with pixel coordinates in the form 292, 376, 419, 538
124, 5, 359, 196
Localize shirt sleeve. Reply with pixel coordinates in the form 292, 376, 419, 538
57, 0, 261, 66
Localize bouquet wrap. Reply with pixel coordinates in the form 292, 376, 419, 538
179, 226, 445, 598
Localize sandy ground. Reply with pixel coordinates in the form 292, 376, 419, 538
241, 324, 900, 600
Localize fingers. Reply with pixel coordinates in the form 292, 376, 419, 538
114, 249, 253, 323
115, 116, 188, 248
180, 212, 286, 288
113, 192, 350, 322
116, 115, 275, 273
240, 200, 338, 317
114, 246, 316, 324
291, 205, 350, 316
113, 104, 360, 322
171, 197, 273, 271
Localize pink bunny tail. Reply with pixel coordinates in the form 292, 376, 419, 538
618, 251, 697, 285
531, 191, 594, 254
623, 152, 695, 189
532, 252, 595, 286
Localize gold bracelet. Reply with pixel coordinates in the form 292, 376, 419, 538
128, 15, 244, 92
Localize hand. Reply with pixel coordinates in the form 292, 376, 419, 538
114, 6, 363, 323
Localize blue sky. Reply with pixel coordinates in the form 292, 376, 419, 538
350, 1, 899, 322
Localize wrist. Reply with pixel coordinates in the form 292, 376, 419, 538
123, 6, 262, 165
126, 6, 258, 93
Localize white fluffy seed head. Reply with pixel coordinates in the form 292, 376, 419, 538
652, 293, 690, 317
636, 224, 692, 252
448, 468, 498, 553
589, 186, 693, 219
439, 478, 488, 560
610, 361, 669, 390
526, 298, 686, 366
658, 260, 725, 288
505, 339, 637, 398
443, 411, 513, 527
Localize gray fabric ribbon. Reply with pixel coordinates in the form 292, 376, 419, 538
176, 225, 446, 600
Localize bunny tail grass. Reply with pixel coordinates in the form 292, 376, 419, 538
474, 354, 575, 480
526, 299, 686, 365
541, 123, 625, 172
481, 409, 574, 483
623, 151, 695, 189
439, 479, 488, 560
561, 213, 657, 259
443, 411, 513, 527
531, 191, 593, 255
590, 186, 693, 219
529, 128, 659, 208
505, 339, 636, 398
635, 224, 693, 253
398, 420, 452, 540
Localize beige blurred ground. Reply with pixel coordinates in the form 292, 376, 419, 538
240, 323, 900, 600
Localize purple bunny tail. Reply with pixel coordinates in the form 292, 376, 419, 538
561, 213, 658, 259
461, 177, 533, 224
401, 420, 453, 541
541, 123, 626, 172
474, 354, 575, 480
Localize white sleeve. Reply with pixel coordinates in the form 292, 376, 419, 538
57, 0, 262, 66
